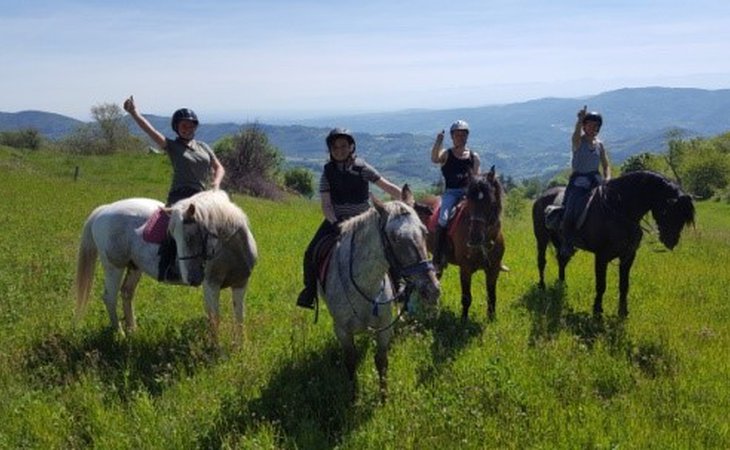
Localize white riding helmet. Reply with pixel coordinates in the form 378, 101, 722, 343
450, 120, 470, 134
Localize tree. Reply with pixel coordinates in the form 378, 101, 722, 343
284, 167, 315, 198
665, 128, 686, 186
217, 124, 285, 199
91, 103, 131, 154
60, 102, 142, 154
620, 152, 665, 174
681, 142, 730, 199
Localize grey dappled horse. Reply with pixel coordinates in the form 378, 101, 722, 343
75, 190, 257, 343
321, 186, 440, 399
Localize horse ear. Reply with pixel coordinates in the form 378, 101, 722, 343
184, 204, 196, 220
486, 165, 496, 181
401, 184, 414, 206
370, 193, 386, 215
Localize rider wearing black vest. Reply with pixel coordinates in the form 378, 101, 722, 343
296, 128, 403, 309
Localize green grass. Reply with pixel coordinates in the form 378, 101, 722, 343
1, 146, 728, 449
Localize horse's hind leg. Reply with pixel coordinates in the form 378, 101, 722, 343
536, 233, 548, 289
101, 265, 125, 334
203, 282, 222, 343
120, 268, 142, 332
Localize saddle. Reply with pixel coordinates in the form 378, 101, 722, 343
314, 232, 338, 292
142, 208, 169, 244
425, 197, 468, 238
544, 187, 601, 232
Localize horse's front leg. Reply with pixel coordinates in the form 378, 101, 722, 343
203, 281, 222, 343
334, 326, 358, 399
374, 328, 393, 402
593, 256, 609, 317
485, 266, 500, 321
459, 267, 473, 321
231, 284, 248, 347
618, 252, 637, 318
120, 268, 142, 332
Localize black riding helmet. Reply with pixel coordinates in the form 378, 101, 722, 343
171, 108, 199, 134
582, 111, 603, 131
326, 127, 356, 152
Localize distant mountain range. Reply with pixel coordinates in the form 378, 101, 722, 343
3, 87, 730, 184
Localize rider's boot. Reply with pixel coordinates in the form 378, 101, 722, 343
296, 254, 317, 309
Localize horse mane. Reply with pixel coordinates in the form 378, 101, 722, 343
604, 170, 695, 227
339, 201, 416, 235
174, 190, 251, 240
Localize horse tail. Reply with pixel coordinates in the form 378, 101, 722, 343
75, 215, 98, 319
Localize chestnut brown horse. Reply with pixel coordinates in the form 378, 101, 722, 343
417, 166, 505, 321
532, 170, 695, 317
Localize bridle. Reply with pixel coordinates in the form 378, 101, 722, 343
176, 219, 218, 262
466, 190, 499, 253
337, 212, 434, 330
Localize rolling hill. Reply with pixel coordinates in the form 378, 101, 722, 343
2, 87, 729, 182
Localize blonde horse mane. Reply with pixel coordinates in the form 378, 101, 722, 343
173, 190, 252, 241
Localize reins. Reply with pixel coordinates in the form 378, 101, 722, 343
337, 212, 433, 333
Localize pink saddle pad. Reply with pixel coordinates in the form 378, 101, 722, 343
142, 208, 169, 244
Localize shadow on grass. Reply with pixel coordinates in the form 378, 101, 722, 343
397, 309, 483, 386
518, 282, 631, 349
198, 340, 369, 449
517, 282, 678, 378
23, 317, 220, 400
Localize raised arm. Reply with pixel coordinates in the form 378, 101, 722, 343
572, 105, 587, 151
431, 130, 447, 164
123, 95, 167, 150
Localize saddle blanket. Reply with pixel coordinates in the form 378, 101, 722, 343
426, 197, 467, 238
142, 208, 169, 244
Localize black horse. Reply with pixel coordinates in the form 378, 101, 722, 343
532, 171, 695, 317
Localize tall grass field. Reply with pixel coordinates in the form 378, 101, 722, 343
1, 146, 728, 449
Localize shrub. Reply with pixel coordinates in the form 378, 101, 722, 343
0, 128, 43, 150
217, 125, 285, 199
284, 167, 315, 198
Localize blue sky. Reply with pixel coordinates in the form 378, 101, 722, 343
2, 0, 729, 121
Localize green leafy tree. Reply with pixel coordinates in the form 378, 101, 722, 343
60, 102, 142, 154
217, 124, 285, 199
680, 142, 730, 199
284, 167, 315, 198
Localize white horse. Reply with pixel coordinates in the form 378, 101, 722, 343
75, 190, 258, 343
322, 186, 441, 399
